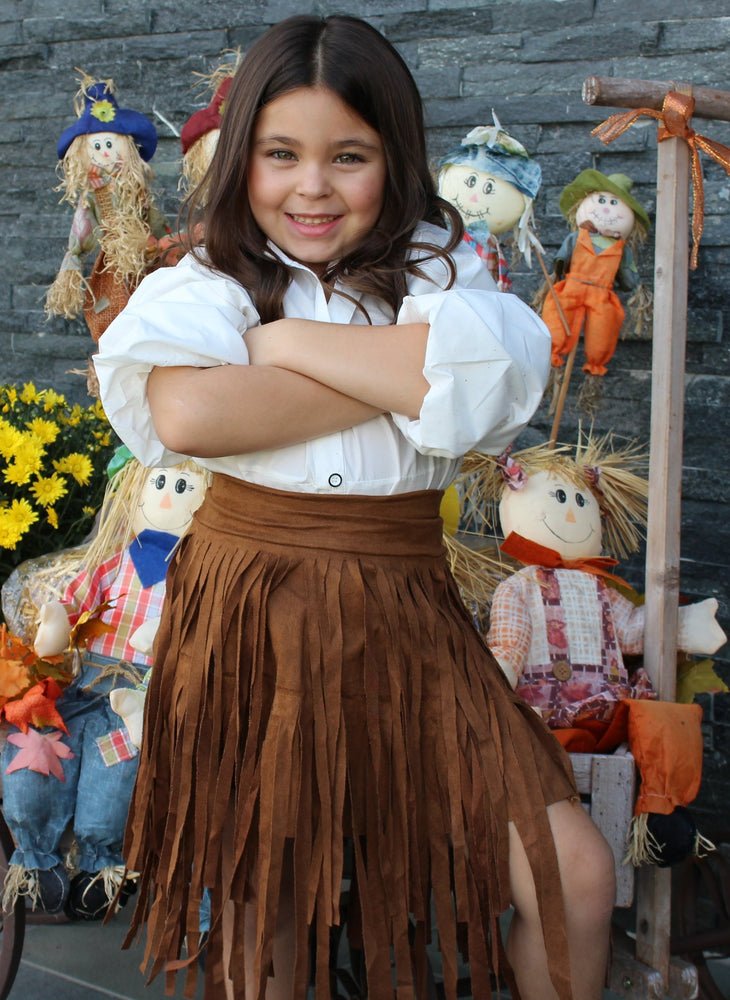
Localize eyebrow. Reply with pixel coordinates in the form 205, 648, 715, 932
254, 134, 381, 152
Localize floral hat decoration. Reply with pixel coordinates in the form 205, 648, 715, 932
57, 77, 158, 162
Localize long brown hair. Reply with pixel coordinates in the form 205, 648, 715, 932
184, 15, 463, 322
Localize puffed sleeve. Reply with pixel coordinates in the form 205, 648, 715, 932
391, 249, 551, 458
94, 254, 260, 467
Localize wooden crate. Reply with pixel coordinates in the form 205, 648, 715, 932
570, 745, 637, 908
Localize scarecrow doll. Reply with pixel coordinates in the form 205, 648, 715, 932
463, 436, 725, 865
540, 169, 650, 411
1, 455, 209, 918
179, 51, 242, 198
457, 436, 727, 746
437, 114, 542, 291
44, 74, 169, 342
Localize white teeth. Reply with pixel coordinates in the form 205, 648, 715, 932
290, 215, 337, 224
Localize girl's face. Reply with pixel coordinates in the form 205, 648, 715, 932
86, 131, 125, 172
575, 190, 635, 239
248, 86, 387, 273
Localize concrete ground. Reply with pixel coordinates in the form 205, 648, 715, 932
9, 906, 730, 1000
5, 903, 729, 999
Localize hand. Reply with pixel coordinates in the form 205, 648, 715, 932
34, 600, 71, 658
677, 598, 727, 655
129, 616, 161, 656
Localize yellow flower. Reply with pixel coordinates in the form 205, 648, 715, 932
63, 404, 84, 427
94, 431, 111, 447
0, 499, 39, 548
3, 387, 17, 407
42, 389, 66, 412
82, 506, 96, 517
3, 461, 33, 487
0, 420, 24, 460
54, 452, 93, 486
25, 418, 60, 445
10, 435, 45, 475
91, 99, 116, 123
46, 507, 59, 529
19, 383, 39, 404
30, 473, 68, 508
89, 400, 107, 421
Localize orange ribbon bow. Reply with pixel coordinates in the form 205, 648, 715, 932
591, 90, 730, 269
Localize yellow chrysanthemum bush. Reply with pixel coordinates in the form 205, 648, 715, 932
0, 382, 118, 584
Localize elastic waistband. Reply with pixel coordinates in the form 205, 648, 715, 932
193, 475, 447, 558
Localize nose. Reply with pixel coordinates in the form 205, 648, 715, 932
565, 508, 576, 523
160, 492, 172, 509
296, 163, 332, 199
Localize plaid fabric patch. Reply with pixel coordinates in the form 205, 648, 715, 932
96, 728, 139, 766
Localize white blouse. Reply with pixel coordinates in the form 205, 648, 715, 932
94, 223, 550, 496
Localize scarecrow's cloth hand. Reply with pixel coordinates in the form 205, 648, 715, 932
678, 598, 727, 655
34, 601, 71, 659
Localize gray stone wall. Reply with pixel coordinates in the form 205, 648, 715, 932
1, 0, 729, 833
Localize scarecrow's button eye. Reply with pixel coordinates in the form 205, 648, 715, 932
155, 474, 166, 490
175, 478, 188, 494
465, 174, 477, 188
575, 492, 586, 507
555, 488, 567, 504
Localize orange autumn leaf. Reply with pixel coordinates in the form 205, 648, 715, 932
0, 624, 64, 671
0, 659, 32, 702
3, 679, 68, 734
69, 598, 119, 650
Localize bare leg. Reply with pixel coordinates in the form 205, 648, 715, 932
507, 798, 616, 1000
220, 839, 297, 1000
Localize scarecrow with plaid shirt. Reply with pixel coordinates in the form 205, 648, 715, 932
1, 454, 209, 919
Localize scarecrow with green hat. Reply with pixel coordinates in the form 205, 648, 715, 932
541, 169, 650, 403
44, 73, 170, 343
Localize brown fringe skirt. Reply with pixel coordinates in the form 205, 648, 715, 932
123, 475, 577, 1000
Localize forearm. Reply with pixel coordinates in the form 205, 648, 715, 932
246, 319, 430, 419
146, 364, 382, 458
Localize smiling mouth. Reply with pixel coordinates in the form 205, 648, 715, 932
288, 214, 340, 225
542, 518, 595, 545
453, 197, 486, 220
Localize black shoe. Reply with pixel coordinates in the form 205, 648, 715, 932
65, 870, 136, 921
35, 863, 70, 914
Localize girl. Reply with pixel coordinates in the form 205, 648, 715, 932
94, 15, 615, 1000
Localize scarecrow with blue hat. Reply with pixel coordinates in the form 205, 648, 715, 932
44, 73, 169, 342
438, 113, 543, 291
540, 168, 650, 412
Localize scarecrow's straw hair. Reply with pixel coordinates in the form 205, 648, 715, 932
190, 48, 242, 99
458, 431, 649, 561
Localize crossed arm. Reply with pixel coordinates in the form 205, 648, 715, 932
146, 318, 430, 457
